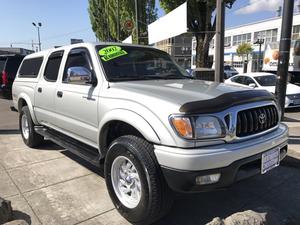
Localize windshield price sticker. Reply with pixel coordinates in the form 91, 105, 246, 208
99, 46, 127, 61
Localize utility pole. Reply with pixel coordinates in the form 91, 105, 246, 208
135, 0, 140, 44
117, 0, 120, 42
254, 37, 264, 71
214, 0, 225, 82
275, 0, 294, 119
32, 22, 42, 51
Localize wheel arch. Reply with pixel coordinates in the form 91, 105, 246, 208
98, 109, 161, 157
17, 94, 38, 124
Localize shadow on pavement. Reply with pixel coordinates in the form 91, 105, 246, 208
11, 210, 32, 225
284, 117, 300, 123
35, 140, 65, 151
285, 107, 300, 113
289, 135, 300, 145
21, 139, 300, 225
153, 156, 300, 225
0, 129, 20, 135
61, 150, 104, 177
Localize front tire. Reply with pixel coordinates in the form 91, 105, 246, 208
104, 135, 173, 225
19, 106, 44, 147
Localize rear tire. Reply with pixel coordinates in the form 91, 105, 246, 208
19, 106, 44, 147
104, 135, 173, 225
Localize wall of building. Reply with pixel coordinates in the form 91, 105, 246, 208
191, 14, 300, 73
155, 33, 192, 69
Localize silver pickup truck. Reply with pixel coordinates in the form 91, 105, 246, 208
12, 43, 288, 225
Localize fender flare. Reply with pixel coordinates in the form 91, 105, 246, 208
98, 109, 161, 148
17, 94, 38, 125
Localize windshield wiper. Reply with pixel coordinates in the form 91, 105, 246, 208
142, 74, 188, 80
109, 76, 143, 81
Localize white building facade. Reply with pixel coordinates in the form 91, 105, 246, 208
191, 14, 300, 74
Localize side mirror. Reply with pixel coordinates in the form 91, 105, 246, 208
67, 66, 96, 86
248, 83, 256, 88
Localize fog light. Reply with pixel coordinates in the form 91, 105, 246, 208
195, 173, 221, 185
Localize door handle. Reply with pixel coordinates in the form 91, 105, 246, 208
57, 91, 63, 98
37, 87, 42, 93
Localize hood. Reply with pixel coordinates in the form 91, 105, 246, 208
105, 79, 274, 113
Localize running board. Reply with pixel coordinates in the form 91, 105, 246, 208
35, 126, 101, 167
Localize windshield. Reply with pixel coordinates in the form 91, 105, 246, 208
96, 45, 189, 81
254, 75, 277, 86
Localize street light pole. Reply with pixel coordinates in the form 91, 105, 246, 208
275, 0, 294, 119
254, 37, 264, 71
215, 0, 225, 82
32, 22, 42, 51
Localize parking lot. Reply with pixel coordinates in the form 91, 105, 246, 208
1, 98, 300, 225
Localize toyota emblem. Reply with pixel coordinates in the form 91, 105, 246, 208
259, 113, 266, 124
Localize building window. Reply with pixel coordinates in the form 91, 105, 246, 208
292, 25, 300, 40
224, 36, 231, 47
174, 47, 191, 56
232, 61, 243, 68
254, 29, 277, 44
232, 33, 251, 46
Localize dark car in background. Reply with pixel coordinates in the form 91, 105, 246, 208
0, 55, 24, 99
224, 64, 239, 79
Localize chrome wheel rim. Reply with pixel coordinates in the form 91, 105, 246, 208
111, 156, 142, 209
21, 114, 29, 140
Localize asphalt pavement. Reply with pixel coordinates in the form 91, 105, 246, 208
0, 98, 300, 225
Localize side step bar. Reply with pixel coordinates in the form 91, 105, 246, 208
35, 126, 101, 167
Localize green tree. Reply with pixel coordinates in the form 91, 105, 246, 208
159, 0, 235, 68
88, 0, 157, 44
236, 42, 253, 73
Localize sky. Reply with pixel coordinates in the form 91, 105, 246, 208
0, 0, 296, 50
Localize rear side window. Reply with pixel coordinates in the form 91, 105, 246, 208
19, 57, 43, 77
44, 51, 64, 82
6, 57, 24, 75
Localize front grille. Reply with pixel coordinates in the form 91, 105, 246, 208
236, 105, 278, 137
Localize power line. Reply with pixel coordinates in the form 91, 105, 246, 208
0, 27, 92, 46
226, 0, 276, 15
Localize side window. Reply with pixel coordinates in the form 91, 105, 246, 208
244, 77, 255, 85
44, 51, 64, 82
231, 76, 244, 84
19, 57, 43, 78
63, 48, 93, 84
6, 57, 24, 75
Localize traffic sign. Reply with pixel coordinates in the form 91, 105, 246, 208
124, 19, 134, 31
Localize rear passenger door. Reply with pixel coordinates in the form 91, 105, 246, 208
34, 50, 64, 126
54, 47, 99, 145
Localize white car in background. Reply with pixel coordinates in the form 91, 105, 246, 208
225, 72, 300, 108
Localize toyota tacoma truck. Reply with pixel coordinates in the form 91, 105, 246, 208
12, 43, 288, 225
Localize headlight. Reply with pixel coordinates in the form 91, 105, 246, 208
170, 115, 226, 139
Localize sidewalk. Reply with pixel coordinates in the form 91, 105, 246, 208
0, 118, 299, 225
0, 136, 130, 225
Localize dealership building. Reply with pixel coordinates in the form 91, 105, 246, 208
191, 13, 300, 73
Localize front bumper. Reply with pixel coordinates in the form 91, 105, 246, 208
154, 123, 288, 192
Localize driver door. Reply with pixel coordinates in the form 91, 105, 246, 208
54, 47, 100, 145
